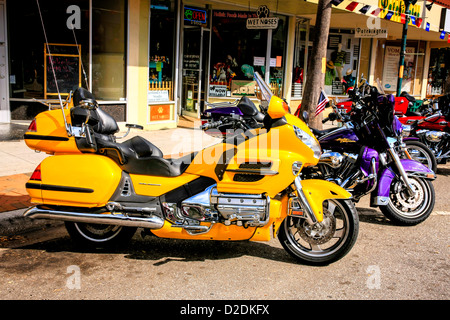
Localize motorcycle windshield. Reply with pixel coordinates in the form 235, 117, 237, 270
254, 72, 272, 105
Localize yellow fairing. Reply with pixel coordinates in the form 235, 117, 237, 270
267, 96, 288, 119
300, 179, 352, 222
151, 198, 283, 241
24, 109, 80, 154
130, 173, 199, 197
27, 154, 122, 207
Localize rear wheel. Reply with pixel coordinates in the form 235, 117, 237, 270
278, 199, 359, 265
380, 176, 435, 226
65, 222, 136, 248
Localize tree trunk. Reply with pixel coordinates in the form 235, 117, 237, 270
301, 0, 332, 129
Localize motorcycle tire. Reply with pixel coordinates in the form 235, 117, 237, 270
403, 140, 437, 173
380, 176, 435, 226
278, 199, 359, 266
65, 222, 137, 248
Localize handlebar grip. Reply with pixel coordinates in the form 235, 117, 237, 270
322, 117, 329, 124
201, 120, 223, 130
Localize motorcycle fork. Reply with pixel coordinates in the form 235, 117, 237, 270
291, 176, 318, 226
388, 147, 415, 196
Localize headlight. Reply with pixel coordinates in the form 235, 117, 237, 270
293, 125, 322, 159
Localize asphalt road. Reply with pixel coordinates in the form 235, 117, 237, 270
0, 167, 449, 303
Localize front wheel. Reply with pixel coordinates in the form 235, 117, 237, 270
278, 199, 359, 266
65, 222, 137, 248
380, 176, 435, 226
403, 140, 437, 173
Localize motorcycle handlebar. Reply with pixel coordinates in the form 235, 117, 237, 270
201, 120, 223, 130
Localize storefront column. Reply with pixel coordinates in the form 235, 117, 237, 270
126, 0, 150, 127
421, 41, 431, 98
284, 16, 297, 106
368, 39, 378, 86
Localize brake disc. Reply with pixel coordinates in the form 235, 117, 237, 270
297, 210, 336, 245
393, 179, 424, 210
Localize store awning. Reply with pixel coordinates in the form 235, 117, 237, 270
434, 0, 450, 9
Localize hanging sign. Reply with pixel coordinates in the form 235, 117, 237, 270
246, 5, 279, 29
354, 27, 388, 38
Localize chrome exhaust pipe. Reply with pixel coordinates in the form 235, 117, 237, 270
24, 206, 164, 229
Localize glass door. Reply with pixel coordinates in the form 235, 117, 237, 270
181, 25, 209, 117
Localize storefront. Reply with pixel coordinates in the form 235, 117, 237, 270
427, 44, 450, 96
6, 0, 127, 121
2, 0, 448, 126
181, 6, 289, 117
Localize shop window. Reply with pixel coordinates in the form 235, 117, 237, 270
324, 30, 360, 96
428, 48, 450, 96
92, 0, 127, 101
8, 0, 89, 99
269, 15, 287, 98
148, 0, 176, 103
210, 10, 267, 99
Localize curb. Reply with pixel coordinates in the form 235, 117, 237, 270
0, 208, 63, 237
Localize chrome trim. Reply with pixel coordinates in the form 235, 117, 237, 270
24, 206, 164, 229
293, 176, 317, 225
371, 196, 389, 206
318, 152, 344, 168
388, 147, 415, 196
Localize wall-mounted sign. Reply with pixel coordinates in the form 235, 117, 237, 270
246, 5, 279, 29
355, 27, 388, 38
184, 7, 207, 26
150, 104, 171, 121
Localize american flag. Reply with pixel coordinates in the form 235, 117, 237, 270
315, 90, 329, 117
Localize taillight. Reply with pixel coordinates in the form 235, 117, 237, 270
27, 119, 37, 132
30, 164, 42, 181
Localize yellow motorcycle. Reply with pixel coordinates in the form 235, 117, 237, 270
23, 72, 358, 265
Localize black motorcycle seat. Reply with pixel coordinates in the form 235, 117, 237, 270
238, 96, 259, 116
73, 87, 97, 107
71, 87, 119, 135
400, 91, 416, 103
96, 136, 195, 177
311, 127, 336, 137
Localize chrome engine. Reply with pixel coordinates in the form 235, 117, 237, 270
315, 151, 377, 200
162, 184, 270, 234
317, 151, 360, 187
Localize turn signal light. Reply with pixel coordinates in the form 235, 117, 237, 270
30, 164, 42, 181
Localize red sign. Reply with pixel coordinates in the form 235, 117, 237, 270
150, 105, 171, 121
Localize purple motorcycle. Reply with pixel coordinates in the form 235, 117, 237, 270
305, 87, 435, 225
202, 87, 436, 226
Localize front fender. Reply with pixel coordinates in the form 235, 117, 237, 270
401, 159, 436, 179
375, 159, 436, 200
301, 179, 352, 222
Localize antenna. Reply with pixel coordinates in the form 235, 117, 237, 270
70, 24, 89, 91
36, 0, 72, 136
